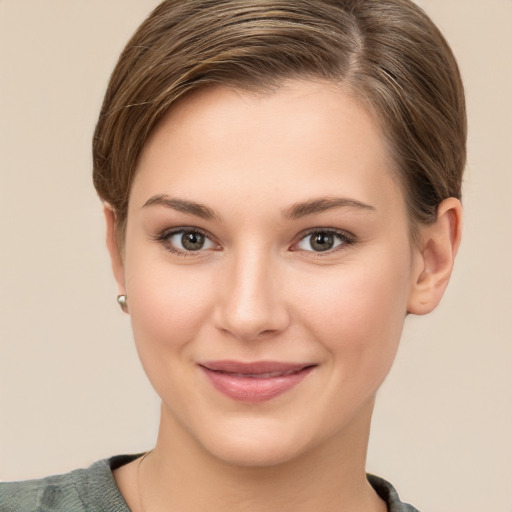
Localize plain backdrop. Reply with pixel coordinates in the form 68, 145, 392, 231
0, 1, 511, 511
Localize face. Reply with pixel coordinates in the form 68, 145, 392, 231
117, 80, 424, 467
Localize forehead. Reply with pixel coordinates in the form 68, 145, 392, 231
131, 80, 404, 216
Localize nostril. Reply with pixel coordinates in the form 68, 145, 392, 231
258, 329, 278, 337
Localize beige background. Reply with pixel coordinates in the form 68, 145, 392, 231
0, 1, 511, 510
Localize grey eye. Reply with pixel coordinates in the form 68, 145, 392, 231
167, 230, 216, 252
297, 231, 344, 252
181, 231, 205, 251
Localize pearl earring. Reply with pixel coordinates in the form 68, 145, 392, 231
117, 294, 128, 312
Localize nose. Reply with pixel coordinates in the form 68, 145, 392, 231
213, 251, 291, 341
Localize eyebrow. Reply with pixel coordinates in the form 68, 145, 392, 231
142, 194, 376, 222
282, 197, 376, 220
142, 194, 221, 221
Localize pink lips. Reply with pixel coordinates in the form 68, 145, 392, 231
199, 360, 315, 403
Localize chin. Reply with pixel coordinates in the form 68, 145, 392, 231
191, 414, 329, 469
205, 434, 307, 468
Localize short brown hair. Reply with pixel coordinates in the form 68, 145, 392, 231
92, 0, 466, 242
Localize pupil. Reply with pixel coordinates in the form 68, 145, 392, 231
182, 232, 204, 250
311, 233, 334, 252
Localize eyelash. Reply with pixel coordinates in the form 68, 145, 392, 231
154, 227, 356, 257
154, 227, 218, 258
292, 228, 356, 255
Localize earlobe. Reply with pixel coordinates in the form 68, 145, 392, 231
104, 204, 127, 300
408, 198, 463, 315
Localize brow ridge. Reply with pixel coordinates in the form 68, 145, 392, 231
142, 194, 220, 221
143, 194, 374, 222
282, 197, 376, 220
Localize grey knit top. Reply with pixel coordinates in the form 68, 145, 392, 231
0, 455, 419, 511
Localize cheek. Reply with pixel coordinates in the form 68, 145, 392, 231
125, 250, 217, 365
290, 248, 411, 378
125, 259, 221, 415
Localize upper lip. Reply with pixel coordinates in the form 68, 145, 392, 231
199, 360, 315, 376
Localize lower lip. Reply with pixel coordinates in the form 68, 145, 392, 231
199, 366, 314, 403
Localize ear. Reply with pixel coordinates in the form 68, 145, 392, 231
408, 197, 463, 315
104, 205, 126, 299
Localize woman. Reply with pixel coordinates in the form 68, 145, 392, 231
0, 1, 465, 511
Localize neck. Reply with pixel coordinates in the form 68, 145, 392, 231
137, 400, 385, 512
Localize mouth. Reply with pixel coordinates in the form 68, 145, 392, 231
198, 360, 316, 403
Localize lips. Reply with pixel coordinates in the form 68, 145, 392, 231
198, 360, 315, 403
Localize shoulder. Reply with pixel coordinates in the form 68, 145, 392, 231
368, 474, 421, 512
1, 470, 86, 512
0, 455, 137, 512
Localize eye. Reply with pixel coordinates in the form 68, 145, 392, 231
159, 229, 218, 254
295, 230, 352, 253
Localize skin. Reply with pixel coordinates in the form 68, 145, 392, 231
107, 80, 462, 512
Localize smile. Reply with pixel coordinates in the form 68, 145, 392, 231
198, 361, 316, 403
